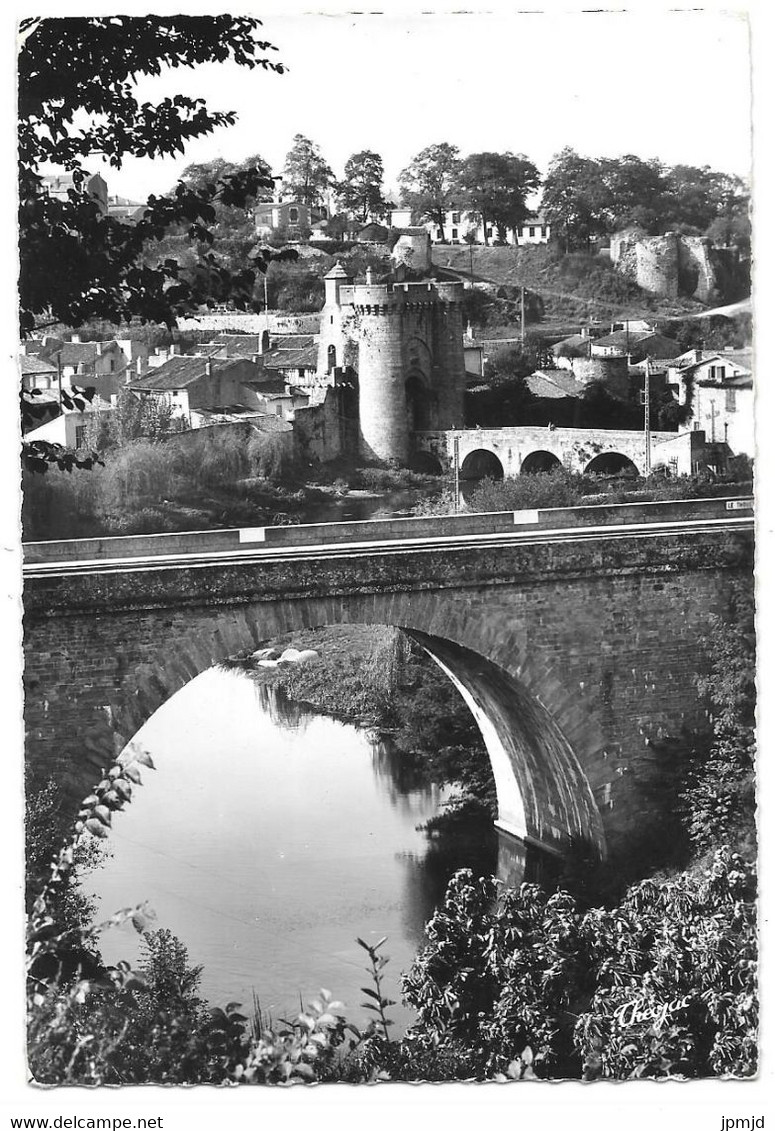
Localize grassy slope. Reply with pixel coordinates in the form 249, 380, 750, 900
433, 244, 706, 330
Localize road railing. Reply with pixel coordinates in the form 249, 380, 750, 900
23, 496, 754, 567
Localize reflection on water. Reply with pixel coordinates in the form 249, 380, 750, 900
88, 668, 488, 1031
308, 486, 441, 525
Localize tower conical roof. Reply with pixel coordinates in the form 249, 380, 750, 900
324, 261, 352, 280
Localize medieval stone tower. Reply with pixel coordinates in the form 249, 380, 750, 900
316, 263, 467, 463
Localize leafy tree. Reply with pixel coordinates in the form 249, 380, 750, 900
403, 852, 757, 1080
337, 150, 388, 223
18, 16, 286, 469
541, 147, 608, 251
662, 165, 750, 246
85, 389, 183, 451
19, 16, 284, 333
281, 134, 333, 206
398, 142, 461, 238
455, 151, 540, 245
598, 154, 667, 233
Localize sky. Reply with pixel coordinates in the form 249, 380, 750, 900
85, 8, 753, 205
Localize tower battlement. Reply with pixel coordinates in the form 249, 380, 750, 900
339, 279, 465, 311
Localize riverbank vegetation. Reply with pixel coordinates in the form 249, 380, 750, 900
21, 417, 442, 541
412, 463, 752, 519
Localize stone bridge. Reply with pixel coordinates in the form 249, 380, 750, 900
23, 509, 753, 885
415, 425, 706, 479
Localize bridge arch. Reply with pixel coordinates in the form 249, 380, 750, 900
47, 594, 607, 884
584, 452, 639, 477
521, 450, 563, 475
460, 448, 504, 482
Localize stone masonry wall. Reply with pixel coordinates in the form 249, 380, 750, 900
611, 229, 720, 301
24, 526, 752, 874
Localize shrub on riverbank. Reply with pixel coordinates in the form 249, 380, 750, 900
399, 850, 757, 1080
412, 467, 752, 518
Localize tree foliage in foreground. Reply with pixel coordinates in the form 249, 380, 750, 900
401, 856, 756, 1080
19, 16, 286, 333
18, 16, 290, 470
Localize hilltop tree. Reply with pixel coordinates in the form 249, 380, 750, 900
455, 151, 540, 245
18, 15, 287, 469
337, 150, 387, 223
541, 147, 608, 251
598, 154, 667, 232
281, 134, 334, 206
399, 142, 461, 239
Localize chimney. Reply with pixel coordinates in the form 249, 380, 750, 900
71, 333, 81, 343
96, 341, 103, 356
366, 267, 374, 285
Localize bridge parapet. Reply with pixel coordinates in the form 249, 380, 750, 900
416, 425, 703, 477
23, 496, 753, 566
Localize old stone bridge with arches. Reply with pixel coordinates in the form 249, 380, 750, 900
23, 502, 752, 885
415, 425, 705, 481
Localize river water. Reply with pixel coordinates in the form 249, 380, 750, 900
88, 666, 484, 1031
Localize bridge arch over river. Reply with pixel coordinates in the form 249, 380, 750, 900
23, 500, 753, 885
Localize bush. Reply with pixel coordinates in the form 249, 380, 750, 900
247, 432, 297, 481
402, 851, 757, 1080
679, 581, 756, 857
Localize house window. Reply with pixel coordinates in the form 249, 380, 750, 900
289, 207, 299, 223
693, 421, 702, 431
75, 425, 87, 448
486, 228, 493, 239
529, 226, 536, 237
452, 228, 459, 239
327, 345, 336, 373
452, 212, 461, 224
109, 359, 116, 372
436, 229, 444, 240
725, 388, 737, 412
709, 365, 726, 380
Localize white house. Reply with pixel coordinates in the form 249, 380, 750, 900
667, 348, 754, 457
385, 208, 550, 246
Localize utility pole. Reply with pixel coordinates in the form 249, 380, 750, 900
56, 351, 62, 409
520, 287, 525, 347
643, 355, 651, 476
453, 435, 460, 513
708, 400, 718, 443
